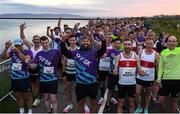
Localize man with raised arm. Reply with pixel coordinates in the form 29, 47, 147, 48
29, 36, 61, 113
61, 33, 106, 113
20, 23, 42, 107
1, 39, 33, 114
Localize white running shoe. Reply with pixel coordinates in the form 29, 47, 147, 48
50, 104, 53, 111
84, 104, 90, 113
63, 104, 73, 113
32, 98, 41, 107
98, 97, 104, 105
110, 97, 118, 104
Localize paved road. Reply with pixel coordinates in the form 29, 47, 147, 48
33, 80, 180, 113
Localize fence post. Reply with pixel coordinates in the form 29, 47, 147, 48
0, 59, 17, 102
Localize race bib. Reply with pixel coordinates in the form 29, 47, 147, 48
12, 63, 22, 71
67, 59, 75, 66
99, 57, 110, 70
142, 67, 153, 77
43, 67, 54, 74
122, 68, 134, 76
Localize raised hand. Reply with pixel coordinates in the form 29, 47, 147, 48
47, 26, 51, 30
5, 40, 12, 49
88, 30, 95, 41
88, 30, 94, 37
59, 17, 62, 23
50, 29, 54, 32
74, 22, 80, 28
20, 23, 26, 30
11, 47, 20, 53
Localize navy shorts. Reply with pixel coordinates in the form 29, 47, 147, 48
118, 84, 136, 99
98, 70, 109, 81
136, 78, 154, 87
66, 73, 76, 81
75, 82, 98, 102
158, 80, 180, 97
107, 74, 119, 90
40, 80, 58, 94
11, 78, 32, 92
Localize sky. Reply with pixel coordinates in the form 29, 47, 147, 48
0, 0, 180, 17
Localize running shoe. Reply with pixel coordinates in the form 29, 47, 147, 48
50, 104, 53, 112
98, 97, 104, 105
144, 108, 148, 114
134, 107, 143, 113
110, 97, 118, 104
177, 106, 180, 113
152, 98, 158, 104
33, 98, 41, 107
63, 104, 73, 113
84, 104, 90, 114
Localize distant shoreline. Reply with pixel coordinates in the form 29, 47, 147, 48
0, 17, 103, 20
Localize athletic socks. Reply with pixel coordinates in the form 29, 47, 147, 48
19, 108, 33, 114
28, 109, 32, 114
19, 108, 24, 114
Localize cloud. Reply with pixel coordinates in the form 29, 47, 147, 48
5, 0, 101, 7
90, 0, 180, 17
0, 0, 179, 17
0, 3, 109, 15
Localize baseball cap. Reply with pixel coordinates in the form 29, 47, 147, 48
13, 38, 23, 45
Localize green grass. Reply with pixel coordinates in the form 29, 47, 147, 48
150, 18, 180, 45
0, 72, 19, 113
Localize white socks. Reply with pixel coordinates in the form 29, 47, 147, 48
19, 108, 24, 114
28, 109, 32, 114
19, 108, 32, 114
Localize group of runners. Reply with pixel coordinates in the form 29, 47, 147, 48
1, 18, 180, 113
